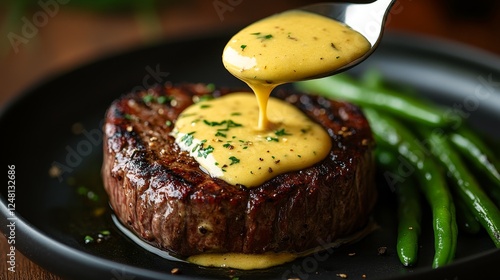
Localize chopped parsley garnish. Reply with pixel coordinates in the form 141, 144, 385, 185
261, 34, 273, 40
142, 94, 154, 103
180, 131, 195, 146
266, 136, 279, 142
229, 156, 240, 165
224, 120, 243, 129
191, 143, 200, 153
142, 94, 172, 104
238, 140, 253, 149
203, 119, 243, 137
196, 95, 214, 103
241, 44, 247, 50
275, 128, 292, 136
156, 96, 171, 104
206, 83, 216, 92
204, 120, 225, 126
197, 145, 214, 158
84, 235, 94, 244
215, 131, 227, 138
251, 32, 273, 41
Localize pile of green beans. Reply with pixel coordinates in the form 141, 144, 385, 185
295, 71, 500, 268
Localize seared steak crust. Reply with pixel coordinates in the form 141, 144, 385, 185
102, 83, 376, 257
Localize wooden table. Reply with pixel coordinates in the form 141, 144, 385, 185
1, 0, 500, 279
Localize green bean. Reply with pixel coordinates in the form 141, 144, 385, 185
449, 201, 458, 264
296, 70, 500, 267
454, 194, 481, 235
420, 127, 500, 248
376, 150, 421, 265
396, 180, 421, 266
449, 127, 500, 208
450, 126, 500, 189
363, 108, 457, 268
295, 74, 452, 127
375, 149, 422, 266
360, 67, 385, 89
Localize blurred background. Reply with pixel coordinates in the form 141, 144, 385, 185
0, 0, 499, 278
1, 0, 500, 107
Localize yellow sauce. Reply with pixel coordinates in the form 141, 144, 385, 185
186, 222, 378, 270
171, 9, 371, 270
187, 252, 297, 270
222, 10, 371, 130
172, 93, 331, 187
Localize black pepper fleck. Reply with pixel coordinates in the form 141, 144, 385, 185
378, 246, 387, 255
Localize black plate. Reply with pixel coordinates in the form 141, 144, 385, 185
1, 31, 500, 280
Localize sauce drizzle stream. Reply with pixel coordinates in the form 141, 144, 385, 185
222, 10, 371, 130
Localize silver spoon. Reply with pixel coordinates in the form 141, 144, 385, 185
298, 0, 396, 77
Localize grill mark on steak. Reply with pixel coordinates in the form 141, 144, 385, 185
102, 82, 376, 257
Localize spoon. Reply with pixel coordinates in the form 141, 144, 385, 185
221, 0, 396, 131
298, 0, 396, 77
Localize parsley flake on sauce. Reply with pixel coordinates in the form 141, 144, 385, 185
229, 156, 240, 165
251, 32, 273, 41
181, 131, 195, 146
197, 145, 214, 159
275, 128, 292, 136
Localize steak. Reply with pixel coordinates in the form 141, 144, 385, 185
102, 82, 377, 257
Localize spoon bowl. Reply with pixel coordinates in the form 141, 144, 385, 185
299, 0, 396, 77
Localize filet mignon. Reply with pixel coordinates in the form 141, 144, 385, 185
102, 82, 376, 257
